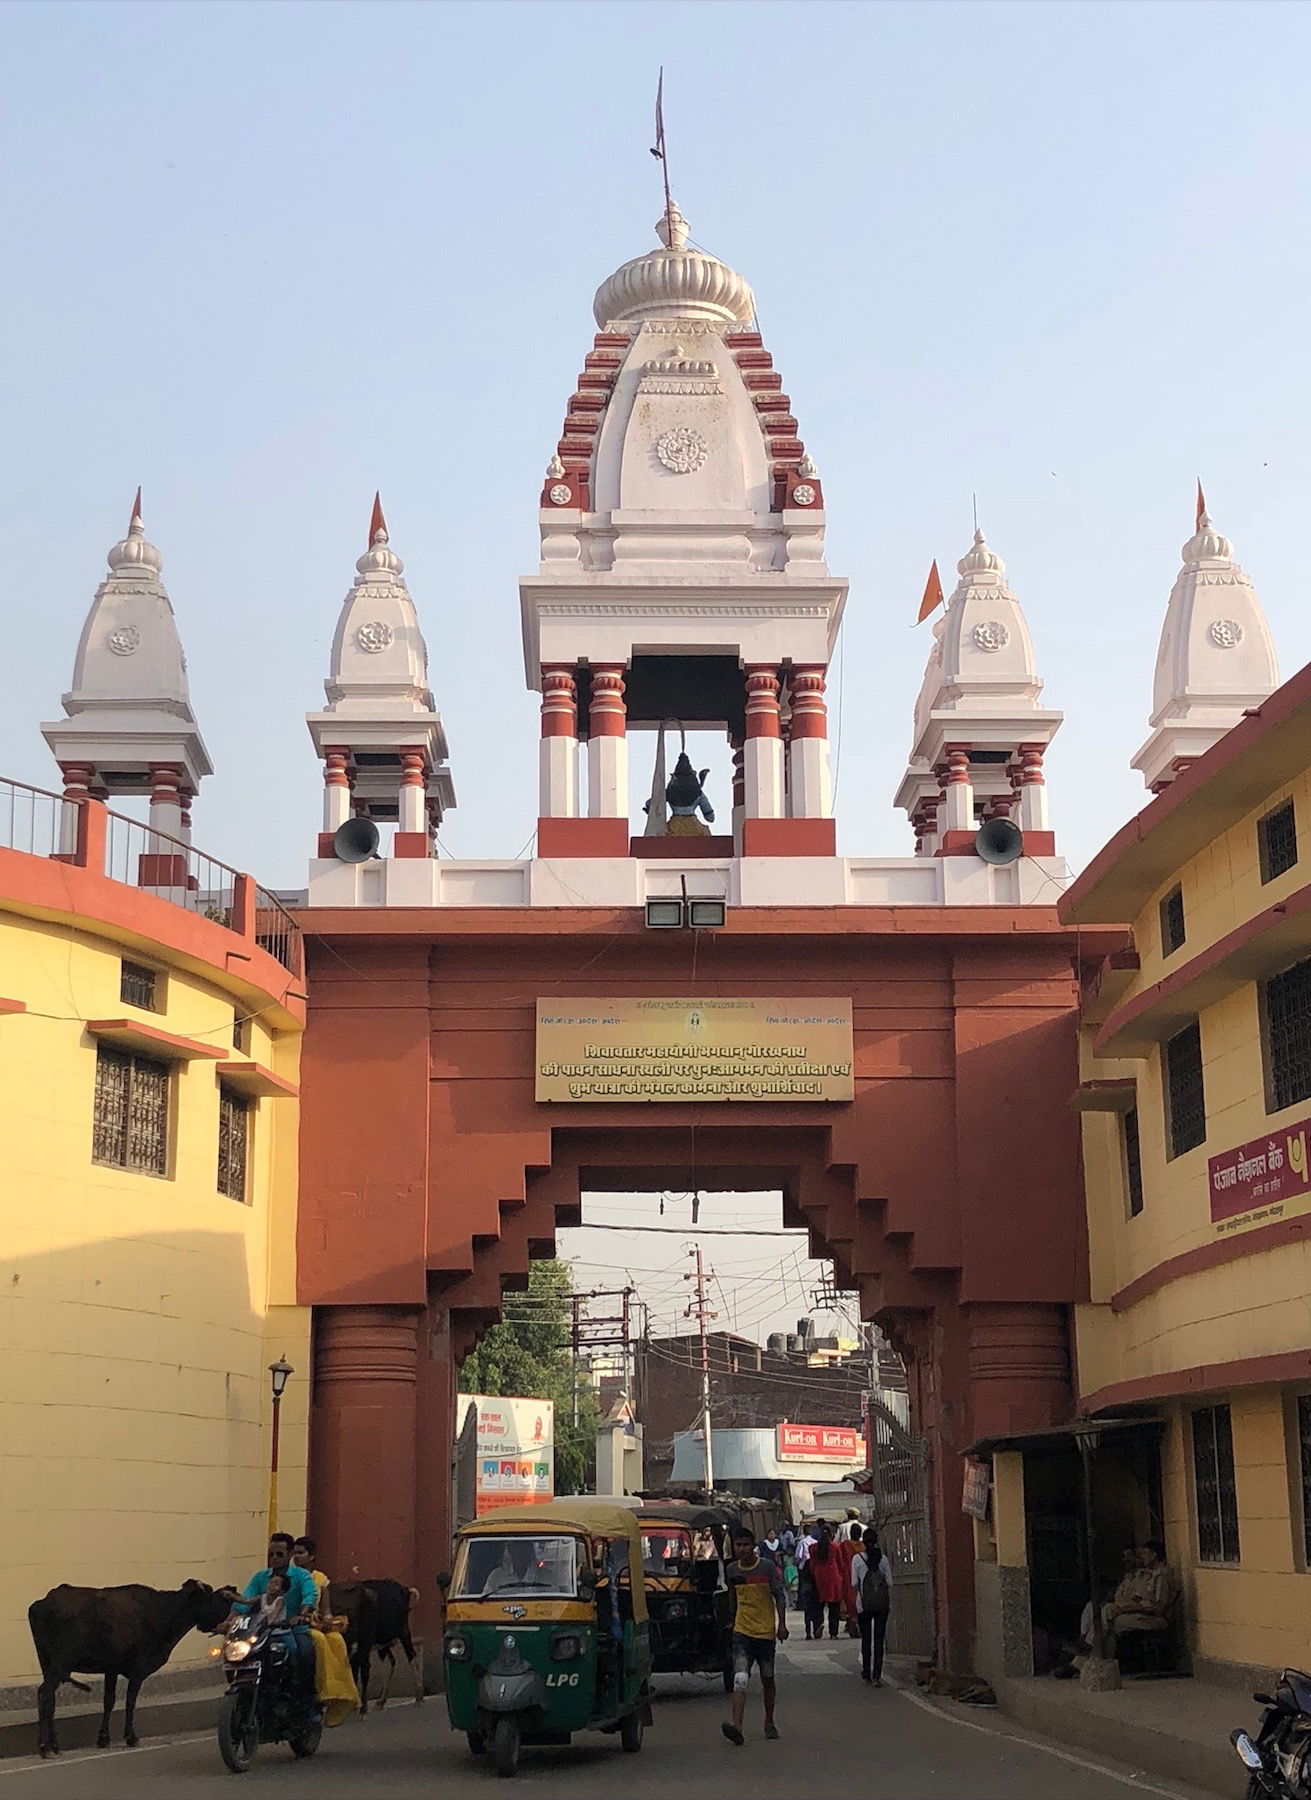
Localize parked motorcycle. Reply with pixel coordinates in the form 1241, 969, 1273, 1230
215, 1613, 322, 1773
1231, 1670, 1311, 1797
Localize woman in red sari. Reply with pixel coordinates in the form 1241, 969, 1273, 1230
808, 1523, 844, 1640
835, 1521, 862, 1636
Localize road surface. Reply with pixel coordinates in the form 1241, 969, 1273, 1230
0, 1639, 1217, 1798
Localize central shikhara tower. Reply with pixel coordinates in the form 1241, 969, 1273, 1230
305, 204, 1085, 907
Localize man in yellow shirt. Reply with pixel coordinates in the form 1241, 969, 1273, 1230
722, 1525, 788, 1746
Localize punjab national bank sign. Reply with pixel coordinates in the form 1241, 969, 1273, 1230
1209, 1116, 1311, 1230
776, 1423, 862, 1463
535, 998, 854, 1104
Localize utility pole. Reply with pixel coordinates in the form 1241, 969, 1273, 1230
684, 1245, 717, 1492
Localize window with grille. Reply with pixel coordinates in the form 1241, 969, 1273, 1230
1263, 956, 1311, 1115
1259, 799, 1298, 884
1164, 1020, 1206, 1157
1159, 886, 1186, 957
1192, 1404, 1240, 1564
1121, 1107, 1145, 1217
119, 960, 159, 1011
92, 1046, 170, 1175
218, 1085, 251, 1201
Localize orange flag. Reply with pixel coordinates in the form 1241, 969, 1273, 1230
128, 486, 142, 530
1196, 479, 1206, 528
369, 491, 387, 545
916, 559, 944, 624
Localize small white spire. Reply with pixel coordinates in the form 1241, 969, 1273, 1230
797, 453, 819, 479
546, 453, 566, 480
655, 199, 690, 250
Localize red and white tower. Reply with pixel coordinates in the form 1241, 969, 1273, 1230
306, 497, 453, 868
520, 202, 847, 865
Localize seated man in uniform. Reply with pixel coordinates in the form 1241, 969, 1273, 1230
1101, 1541, 1178, 1657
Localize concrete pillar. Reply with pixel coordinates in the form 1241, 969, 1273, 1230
786, 666, 832, 819
310, 1305, 422, 1583
539, 666, 579, 818
586, 665, 627, 819
322, 748, 352, 833
965, 1303, 1071, 1440
1013, 743, 1050, 832
730, 733, 745, 843
148, 762, 186, 844
743, 665, 784, 818
398, 749, 428, 834
938, 745, 974, 835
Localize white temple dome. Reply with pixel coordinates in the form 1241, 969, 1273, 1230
106, 504, 162, 574
1182, 513, 1234, 564
592, 203, 755, 328
957, 528, 1003, 577
356, 528, 404, 579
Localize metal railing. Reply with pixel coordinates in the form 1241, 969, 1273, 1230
0, 775, 303, 979
0, 776, 77, 860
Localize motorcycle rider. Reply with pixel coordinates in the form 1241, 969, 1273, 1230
236, 1532, 320, 1722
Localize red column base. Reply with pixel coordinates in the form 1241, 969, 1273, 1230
537, 817, 629, 858
393, 833, 431, 859
937, 829, 1056, 857
137, 853, 191, 886
741, 817, 836, 857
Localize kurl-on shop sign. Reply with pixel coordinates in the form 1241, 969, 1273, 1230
1209, 1117, 1311, 1228
457, 1394, 554, 1514
776, 1423, 862, 1463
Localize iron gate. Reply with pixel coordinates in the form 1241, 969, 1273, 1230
866, 1397, 934, 1659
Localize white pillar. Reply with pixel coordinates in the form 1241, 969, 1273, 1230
786, 667, 832, 819
148, 763, 186, 844
322, 749, 351, 832
743, 665, 784, 818
399, 749, 428, 834
1015, 743, 1050, 832
938, 745, 974, 835
587, 665, 627, 819
539, 667, 579, 818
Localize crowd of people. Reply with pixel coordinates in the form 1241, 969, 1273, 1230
721, 1509, 894, 1748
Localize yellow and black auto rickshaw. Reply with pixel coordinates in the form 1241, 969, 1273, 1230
440, 1502, 653, 1777
637, 1503, 740, 1684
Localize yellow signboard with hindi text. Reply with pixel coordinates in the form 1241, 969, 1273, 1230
535, 997, 854, 1104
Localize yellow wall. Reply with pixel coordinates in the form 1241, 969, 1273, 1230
1073, 759, 1311, 1673
0, 905, 308, 1685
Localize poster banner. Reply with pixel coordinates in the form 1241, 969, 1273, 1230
962, 1457, 991, 1521
1209, 1117, 1311, 1227
776, 1423, 861, 1463
535, 998, 854, 1104
457, 1393, 555, 1514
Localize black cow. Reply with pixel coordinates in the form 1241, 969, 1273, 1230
28, 1579, 234, 1757
328, 1579, 423, 1713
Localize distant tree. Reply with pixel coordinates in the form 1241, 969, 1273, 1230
459, 1259, 600, 1493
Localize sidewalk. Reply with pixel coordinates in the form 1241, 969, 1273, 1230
992, 1667, 1254, 1799
0, 1678, 221, 1759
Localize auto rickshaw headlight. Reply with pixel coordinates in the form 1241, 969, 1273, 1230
501, 1634, 518, 1651
444, 1634, 470, 1661
550, 1632, 583, 1661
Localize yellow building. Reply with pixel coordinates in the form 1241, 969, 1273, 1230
0, 782, 308, 1687
1053, 656, 1311, 1680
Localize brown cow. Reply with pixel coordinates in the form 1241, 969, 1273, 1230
29, 1579, 234, 1756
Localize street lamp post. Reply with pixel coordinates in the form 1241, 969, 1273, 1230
267, 1357, 294, 1538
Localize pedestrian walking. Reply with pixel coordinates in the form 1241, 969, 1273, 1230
836, 1520, 862, 1637
809, 1522, 844, 1639
851, 1530, 893, 1685
721, 1526, 788, 1746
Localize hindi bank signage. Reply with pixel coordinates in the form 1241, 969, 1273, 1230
457, 1393, 555, 1515
1209, 1116, 1311, 1229
535, 998, 854, 1104
776, 1423, 861, 1463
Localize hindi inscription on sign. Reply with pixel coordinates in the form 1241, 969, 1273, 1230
1209, 1116, 1311, 1229
535, 997, 854, 1104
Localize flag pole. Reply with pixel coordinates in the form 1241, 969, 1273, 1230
650, 67, 673, 244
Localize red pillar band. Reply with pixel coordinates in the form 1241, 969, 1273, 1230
324, 748, 350, 788
787, 666, 828, 739
744, 665, 781, 738
540, 666, 578, 739
587, 665, 626, 738
730, 735, 745, 810
400, 749, 428, 787
941, 745, 971, 787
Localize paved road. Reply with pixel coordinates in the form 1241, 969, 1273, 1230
0, 1641, 1215, 1798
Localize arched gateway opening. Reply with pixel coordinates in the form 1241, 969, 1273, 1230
295, 908, 1112, 1672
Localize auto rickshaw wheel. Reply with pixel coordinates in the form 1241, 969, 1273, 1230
620, 1709, 644, 1753
492, 1716, 521, 1778
467, 1730, 486, 1756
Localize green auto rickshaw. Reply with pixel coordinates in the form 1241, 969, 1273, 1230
440, 1501, 653, 1778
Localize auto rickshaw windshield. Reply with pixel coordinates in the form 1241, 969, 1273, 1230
641, 1526, 693, 1574
451, 1533, 581, 1600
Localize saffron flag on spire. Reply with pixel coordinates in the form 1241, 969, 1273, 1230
369, 491, 387, 546
916, 559, 945, 624
650, 68, 665, 165
128, 486, 142, 530
1196, 479, 1206, 528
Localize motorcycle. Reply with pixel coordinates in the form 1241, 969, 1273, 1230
215, 1612, 323, 1773
1231, 1670, 1311, 1797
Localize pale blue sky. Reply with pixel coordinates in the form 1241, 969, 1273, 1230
2, 0, 1309, 889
